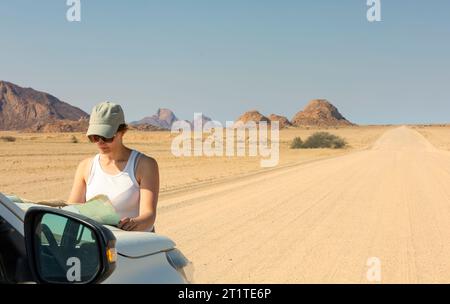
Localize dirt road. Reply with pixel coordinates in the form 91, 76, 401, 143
157, 126, 450, 283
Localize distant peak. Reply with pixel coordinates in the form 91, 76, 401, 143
235, 110, 270, 123
0, 81, 88, 131
291, 99, 354, 127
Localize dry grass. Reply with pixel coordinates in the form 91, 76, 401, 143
412, 125, 450, 151
0, 135, 16, 142
0, 126, 391, 201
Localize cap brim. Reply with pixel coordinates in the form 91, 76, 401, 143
86, 124, 117, 138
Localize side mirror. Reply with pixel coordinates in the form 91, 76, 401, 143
24, 207, 117, 284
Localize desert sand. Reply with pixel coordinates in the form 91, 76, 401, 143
0, 126, 388, 200
155, 126, 450, 283
4, 125, 450, 283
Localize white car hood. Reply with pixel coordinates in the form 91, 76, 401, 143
7, 199, 176, 258
105, 226, 176, 258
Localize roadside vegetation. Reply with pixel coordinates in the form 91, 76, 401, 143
290, 132, 347, 149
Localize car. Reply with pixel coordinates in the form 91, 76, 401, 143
0, 192, 194, 284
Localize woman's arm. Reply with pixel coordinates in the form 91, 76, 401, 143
67, 158, 91, 204
119, 156, 159, 231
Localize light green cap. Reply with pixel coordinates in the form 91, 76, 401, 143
86, 101, 125, 138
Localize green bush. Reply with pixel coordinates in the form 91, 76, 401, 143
290, 137, 304, 149
301, 132, 347, 149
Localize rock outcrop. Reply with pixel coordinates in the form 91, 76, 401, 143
131, 108, 179, 130
268, 114, 292, 129
0, 81, 88, 130
291, 99, 353, 127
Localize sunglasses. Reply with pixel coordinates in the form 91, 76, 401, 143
88, 134, 115, 143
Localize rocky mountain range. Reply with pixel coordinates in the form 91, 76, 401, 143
0, 81, 88, 131
235, 99, 353, 129
130, 109, 213, 130
0, 81, 354, 132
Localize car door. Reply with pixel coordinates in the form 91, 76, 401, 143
0, 249, 9, 283
0, 193, 117, 284
0, 199, 31, 283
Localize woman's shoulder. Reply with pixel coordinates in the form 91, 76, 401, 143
77, 156, 96, 180
135, 152, 159, 178
136, 152, 158, 168
79, 156, 96, 168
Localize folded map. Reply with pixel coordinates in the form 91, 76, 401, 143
62, 195, 121, 226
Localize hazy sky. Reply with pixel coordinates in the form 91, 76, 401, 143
1, 0, 449, 124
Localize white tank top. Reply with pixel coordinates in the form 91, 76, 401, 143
86, 150, 153, 231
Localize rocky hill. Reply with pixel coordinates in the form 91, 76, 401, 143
268, 114, 292, 129
291, 99, 353, 127
131, 108, 179, 130
128, 123, 167, 132
235, 110, 271, 125
190, 113, 212, 127
0, 81, 88, 130
26, 118, 89, 133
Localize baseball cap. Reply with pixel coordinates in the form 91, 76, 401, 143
86, 101, 125, 138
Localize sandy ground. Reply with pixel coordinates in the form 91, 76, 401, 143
413, 125, 450, 151
0, 126, 388, 200
155, 126, 450, 283
6, 125, 450, 283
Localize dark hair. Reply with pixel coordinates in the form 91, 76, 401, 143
117, 124, 128, 133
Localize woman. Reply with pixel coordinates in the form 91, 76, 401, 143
68, 101, 159, 232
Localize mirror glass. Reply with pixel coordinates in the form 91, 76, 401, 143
34, 213, 101, 283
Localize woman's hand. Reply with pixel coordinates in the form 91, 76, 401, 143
118, 217, 137, 231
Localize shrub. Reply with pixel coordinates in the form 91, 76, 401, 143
70, 135, 78, 143
290, 137, 304, 149
301, 132, 347, 149
0, 136, 16, 142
